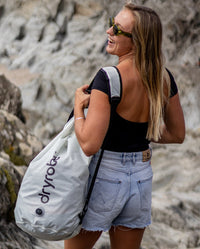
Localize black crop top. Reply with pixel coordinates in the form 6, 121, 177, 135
91, 67, 178, 152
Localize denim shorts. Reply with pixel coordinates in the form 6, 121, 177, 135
82, 148, 153, 231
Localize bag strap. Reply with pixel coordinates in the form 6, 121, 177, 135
67, 67, 121, 121
102, 66, 121, 102
78, 148, 104, 223
79, 66, 121, 224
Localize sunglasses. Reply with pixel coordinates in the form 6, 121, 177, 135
109, 17, 132, 38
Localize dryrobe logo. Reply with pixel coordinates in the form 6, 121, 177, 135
38, 153, 60, 204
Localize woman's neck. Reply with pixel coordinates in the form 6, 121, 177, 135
118, 51, 135, 65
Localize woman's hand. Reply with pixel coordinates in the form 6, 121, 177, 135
75, 84, 91, 109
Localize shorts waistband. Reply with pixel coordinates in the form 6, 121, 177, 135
99, 148, 152, 164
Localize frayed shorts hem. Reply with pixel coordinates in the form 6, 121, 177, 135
81, 226, 110, 232
112, 222, 151, 230
82, 222, 151, 232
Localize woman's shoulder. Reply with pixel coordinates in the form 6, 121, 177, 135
91, 68, 110, 96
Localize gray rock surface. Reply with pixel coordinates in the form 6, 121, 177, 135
0, 75, 25, 122
0, 0, 199, 248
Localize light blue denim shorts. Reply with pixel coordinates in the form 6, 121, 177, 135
82, 148, 153, 231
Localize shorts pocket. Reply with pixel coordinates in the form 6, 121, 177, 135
137, 175, 153, 211
89, 174, 121, 212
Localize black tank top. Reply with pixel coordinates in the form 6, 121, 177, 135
91, 67, 178, 152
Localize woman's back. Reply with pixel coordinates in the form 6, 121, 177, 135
116, 61, 150, 123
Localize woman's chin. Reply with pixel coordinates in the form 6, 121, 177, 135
106, 46, 115, 55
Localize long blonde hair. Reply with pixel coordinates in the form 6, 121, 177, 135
125, 3, 170, 141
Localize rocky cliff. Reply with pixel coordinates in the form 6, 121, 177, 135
0, 0, 199, 248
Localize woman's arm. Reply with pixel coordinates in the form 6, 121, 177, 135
153, 93, 185, 144
74, 85, 110, 156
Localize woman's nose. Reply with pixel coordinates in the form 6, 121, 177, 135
106, 26, 114, 35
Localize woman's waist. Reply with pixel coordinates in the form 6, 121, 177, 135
101, 148, 152, 163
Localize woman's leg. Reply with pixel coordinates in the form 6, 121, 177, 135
64, 229, 102, 249
109, 226, 145, 249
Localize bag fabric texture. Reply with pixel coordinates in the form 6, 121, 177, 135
14, 66, 121, 241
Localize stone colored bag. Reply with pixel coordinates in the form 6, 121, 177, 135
14, 67, 121, 241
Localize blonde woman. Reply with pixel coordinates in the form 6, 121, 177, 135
65, 3, 185, 249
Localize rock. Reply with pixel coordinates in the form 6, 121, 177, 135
143, 132, 200, 249
0, 64, 38, 85
0, 220, 37, 249
169, 65, 200, 131
0, 110, 43, 164
0, 75, 25, 122
20, 76, 72, 144
0, 157, 21, 220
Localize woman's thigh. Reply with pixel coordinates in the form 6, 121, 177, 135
109, 226, 145, 249
64, 229, 102, 249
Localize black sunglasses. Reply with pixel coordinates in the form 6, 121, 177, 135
109, 17, 132, 38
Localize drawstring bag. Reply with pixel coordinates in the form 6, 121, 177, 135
14, 66, 121, 241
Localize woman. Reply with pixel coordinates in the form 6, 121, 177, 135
65, 3, 185, 249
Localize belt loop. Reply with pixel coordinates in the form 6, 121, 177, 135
132, 152, 135, 164
121, 153, 124, 165
122, 153, 126, 165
